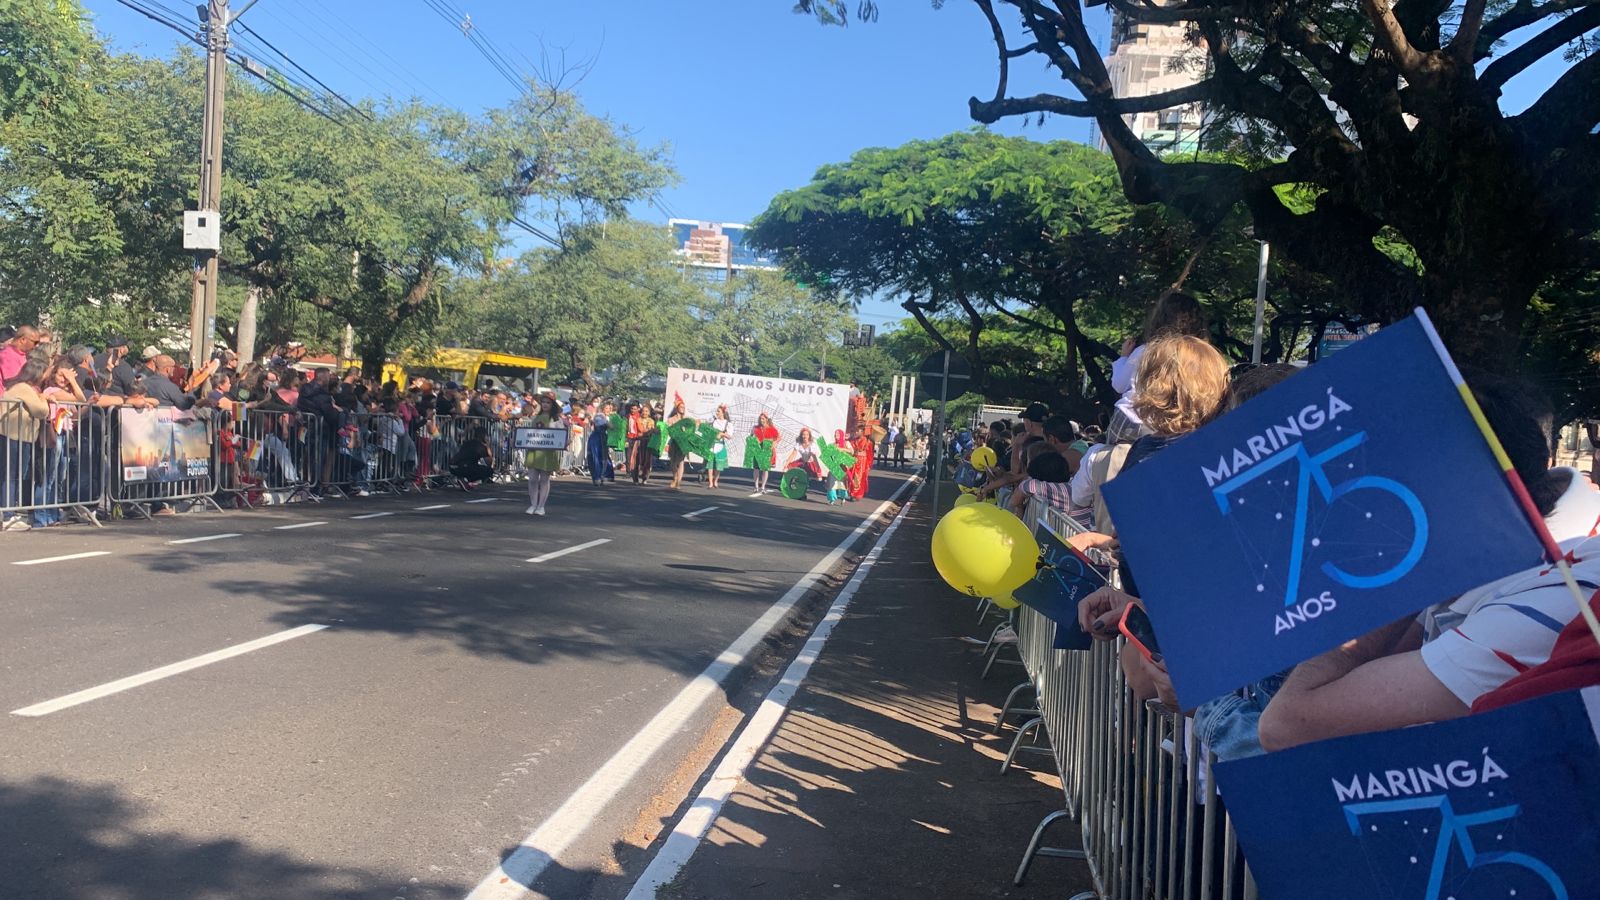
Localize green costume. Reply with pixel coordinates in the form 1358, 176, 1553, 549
745, 435, 776, 471
605, 413, 627, 452
818, 436, 857, 482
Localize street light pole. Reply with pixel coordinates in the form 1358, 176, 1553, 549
1251, 241, 1270, 365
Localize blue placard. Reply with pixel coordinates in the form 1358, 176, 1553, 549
1215, 688, 1600, 900
1013, 520, 1109, 651
1101, 315, 1546, 708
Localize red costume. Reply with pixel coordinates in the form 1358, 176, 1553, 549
847, 432, 874, 499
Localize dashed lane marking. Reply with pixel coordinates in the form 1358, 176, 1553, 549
168, 534, 241, 545
681, 506, 721, 519
12, 551, 112, 567
273, 521, 327, 531
525, 538, 611, 564
10, 624, 329, 717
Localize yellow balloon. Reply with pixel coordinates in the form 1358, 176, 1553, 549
992, 595, 1021, 609
970, 445, 997, 471
930, 504, 1039, 603
953, 492, 978, 507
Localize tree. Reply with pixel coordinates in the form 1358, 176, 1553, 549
748, 129, 1341, 416
803, 0, 1600, 367
691, 269, 854, 375
447, 218, 702, 389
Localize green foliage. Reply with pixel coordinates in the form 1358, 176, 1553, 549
749, 129, 1346, 416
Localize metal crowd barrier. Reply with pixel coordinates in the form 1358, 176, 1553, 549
0, 399, 110, 526
1001, 498, 1258, 900
316, 411, 417, 498
108, 406, 223, 518
218, 408, 324, 507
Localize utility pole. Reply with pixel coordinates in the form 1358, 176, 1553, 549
185, 0, 258, 369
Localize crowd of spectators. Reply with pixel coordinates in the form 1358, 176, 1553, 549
950, 292, 1600, 774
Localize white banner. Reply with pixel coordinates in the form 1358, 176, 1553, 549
663, 367, 850, 470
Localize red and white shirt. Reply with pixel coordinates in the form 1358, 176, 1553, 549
1419, 469, 1600, 706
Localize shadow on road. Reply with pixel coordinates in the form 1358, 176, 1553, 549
0, 775, 460, 899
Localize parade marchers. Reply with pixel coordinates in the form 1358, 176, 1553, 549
0, 326, 925, 531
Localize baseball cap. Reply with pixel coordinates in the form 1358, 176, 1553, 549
1020, 402, 1051, 422
106, 335, 129, 349
142, 345, 160, 361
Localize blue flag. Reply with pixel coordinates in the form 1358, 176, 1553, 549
1101, 315, 1545, 708
1012, 520, 1111, 650
1215, 687, 1600, 900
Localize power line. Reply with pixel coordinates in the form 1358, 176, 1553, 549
288, 0, 450, 105
232, 19, 373, 120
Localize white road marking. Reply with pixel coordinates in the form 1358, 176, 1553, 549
167, 533, 241, 545
626, 481, 922, 898
12, 551, 111, 567
10, 624, 329, 717
350, 512, 394, 520
274, 521, 327, 530
468, 473, 923, 899
414, 504, 450, 511
681, 506, 721, 519
525, 538, 611, 564
465, 498, 500, 504
746, 491, 763, 498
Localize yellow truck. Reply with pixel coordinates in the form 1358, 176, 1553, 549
372, 348, 549, 394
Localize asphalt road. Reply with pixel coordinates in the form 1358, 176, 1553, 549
0, 465, 917, 900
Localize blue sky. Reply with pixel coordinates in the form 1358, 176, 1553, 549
82, 1, 1572, 324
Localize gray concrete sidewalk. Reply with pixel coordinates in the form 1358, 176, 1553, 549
656, 490, 1093, 899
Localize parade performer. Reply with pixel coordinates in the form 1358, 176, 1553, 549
747, 413, 779, 494
525, 394, 565, 516
821, 431, 856, 506
665, 399, 692, 490
846, 424, 874, 501
588, 401, 617, 485
787, 427, 823, 479
707, 404, 731, 490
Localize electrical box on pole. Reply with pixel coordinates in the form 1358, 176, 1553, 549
182, 211, 222, 251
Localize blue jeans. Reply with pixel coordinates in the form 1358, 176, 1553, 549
32, 443, 66, 526
1192, 671, 1288, 762
0, 436, 35, 518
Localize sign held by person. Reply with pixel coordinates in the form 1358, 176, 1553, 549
1215, 686, 1600, 900
1102, 314, 1547, 708
513, 427, 567, 451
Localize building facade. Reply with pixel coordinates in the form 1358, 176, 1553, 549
1090, 9, 1206, 154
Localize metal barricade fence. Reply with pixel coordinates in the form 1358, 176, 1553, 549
218, 408, 323, 506
318, 411, 415, 497
1007, 498, 1258, 900
109, 406, 222, 517
0, 399, 110, 527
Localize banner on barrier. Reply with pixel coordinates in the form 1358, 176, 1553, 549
513, 427, 568, 451
663, 367, 849, 470
1216, 687, 1600, 900
1101, 315, 1547, 708
119, 408, 210, 483
1013, 520, 1109, 651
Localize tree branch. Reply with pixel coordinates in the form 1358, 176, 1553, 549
970, 78, 1219, 122
975, 0, 1011, 104
1479, 0, 1597, 57
1480, 4, 1600, 91
902, 297, 956, 354
1451, 0, 1492, 62
1361, 0, 1433, 75
1514, 46, 1600, 140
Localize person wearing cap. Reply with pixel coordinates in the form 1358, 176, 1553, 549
976, 401, 1049, 505
0, 325, 41, 382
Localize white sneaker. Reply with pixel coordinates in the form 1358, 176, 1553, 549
525, 505, 537, 515
534, 507, 546, 516
1, 518, 31, 532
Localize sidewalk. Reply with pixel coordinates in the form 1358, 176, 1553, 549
654, 487, 1094, 899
